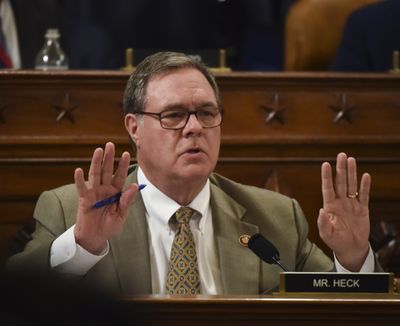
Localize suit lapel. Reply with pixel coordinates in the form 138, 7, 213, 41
210, 184, 260, 294
109, 170, 152, 294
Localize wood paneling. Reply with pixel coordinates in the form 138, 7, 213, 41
1, 71, 400, 272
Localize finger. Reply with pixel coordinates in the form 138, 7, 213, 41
335, 152, 348, 198
317, 208, 334, 242
101, 142, 115, 186
88, 147, 103, 188
112, 151, 131, 189
74, 168, 88, 197
321, 162, 336, 205
347, 157, 358, 197
358, 172, 371, 206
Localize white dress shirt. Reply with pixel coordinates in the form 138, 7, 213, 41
50, 167, 375, 292
138, 168, 222, 294
51, 167, 223, 294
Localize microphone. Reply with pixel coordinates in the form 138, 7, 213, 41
248, 233, 289, 272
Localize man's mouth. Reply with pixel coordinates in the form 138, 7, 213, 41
187, 148, 201, 154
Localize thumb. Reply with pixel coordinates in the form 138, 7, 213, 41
119, 183, 139, 212
317, 208, 335, 241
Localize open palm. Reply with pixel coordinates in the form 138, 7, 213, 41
74, 142, 138, 254
318, 153, 371, 271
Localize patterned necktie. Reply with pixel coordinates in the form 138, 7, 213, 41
165, 206, 200, 295
0, 15, 12, 68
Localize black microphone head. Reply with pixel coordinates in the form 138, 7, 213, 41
248, 233, 280, 264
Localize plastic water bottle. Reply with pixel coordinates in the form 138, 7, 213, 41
35, 29, 68, 70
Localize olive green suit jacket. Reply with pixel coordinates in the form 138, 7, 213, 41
7, 166, 333, 294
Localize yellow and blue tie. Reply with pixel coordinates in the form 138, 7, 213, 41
165, 207, 200, 295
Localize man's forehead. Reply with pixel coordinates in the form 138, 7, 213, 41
147, 67, 204, 85
146, 69, 215, 98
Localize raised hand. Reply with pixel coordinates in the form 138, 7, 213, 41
317, 152, 371, 271
74, 142, 138, 254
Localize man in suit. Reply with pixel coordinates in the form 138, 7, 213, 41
331, 0, 400, 72
61, 0, 244, 70
7, 52, 375, 295
61, 0, 295, 71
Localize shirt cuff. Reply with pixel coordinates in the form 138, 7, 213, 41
50, 225, 109, 276
334, 245, 375, 273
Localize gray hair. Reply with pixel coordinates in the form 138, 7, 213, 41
122, 51, 220, 115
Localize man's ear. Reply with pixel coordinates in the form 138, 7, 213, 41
124, 113, 140, 146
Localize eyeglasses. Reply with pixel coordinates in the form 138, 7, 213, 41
137, 108, 224, 130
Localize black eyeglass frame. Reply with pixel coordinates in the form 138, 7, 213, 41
136, 108, 224, 130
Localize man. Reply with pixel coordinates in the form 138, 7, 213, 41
61, 0, 294, 70
7, 52, 375, 295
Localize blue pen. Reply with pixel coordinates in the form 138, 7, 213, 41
92, 184, 147, 209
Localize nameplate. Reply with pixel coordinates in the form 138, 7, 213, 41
280, 272, 394, 294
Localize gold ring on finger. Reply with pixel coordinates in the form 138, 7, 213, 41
347, 192, 359, 199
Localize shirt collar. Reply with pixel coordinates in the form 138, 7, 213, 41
137, 167, 210, 227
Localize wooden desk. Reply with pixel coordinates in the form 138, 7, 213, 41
121, 295, 400, 325
1, 71, 400, 272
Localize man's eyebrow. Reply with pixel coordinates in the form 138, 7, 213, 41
197, 102, 219, 109
162, 101, 218, 111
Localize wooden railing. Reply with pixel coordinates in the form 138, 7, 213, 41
121, 295, 400, 325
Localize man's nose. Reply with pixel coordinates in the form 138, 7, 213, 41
184, 112, 202, 131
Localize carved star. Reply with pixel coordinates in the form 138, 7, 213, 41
263, 169, 291, 196
329, 93, 355, 123
52, 93, 79, 123
261, 93, 287, 124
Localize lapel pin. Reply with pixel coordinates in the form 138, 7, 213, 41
239, 234, 251, 247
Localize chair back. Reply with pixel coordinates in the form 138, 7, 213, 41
284, 0, 381, 71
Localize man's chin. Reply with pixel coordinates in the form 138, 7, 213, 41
177, 164, 213, 181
